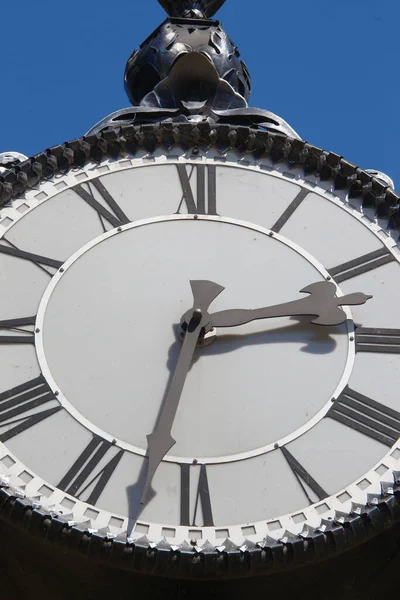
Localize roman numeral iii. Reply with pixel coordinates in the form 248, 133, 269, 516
58, 435, 124, 505
176, 164, 217, 215
0, 375, 61, 442
328, 386, 400, 446
180, 463, 214, 527
355, 328, 400, 354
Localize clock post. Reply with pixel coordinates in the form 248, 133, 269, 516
0, 0, 400, 598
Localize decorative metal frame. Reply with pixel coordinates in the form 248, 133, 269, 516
1, 122, 400, 579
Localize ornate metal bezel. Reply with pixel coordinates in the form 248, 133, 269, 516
1, 122, 400, 579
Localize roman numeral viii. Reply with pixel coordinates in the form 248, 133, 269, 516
328, 387, 400, 446
58, 435, 124, 505
0, 316, 36, 344
180, 463, 214, 527
74, 179, 130, 229
0, 375, 61, 442
356, 328, 400, 354
176, 164, 217, 215
328, 247, 395, 283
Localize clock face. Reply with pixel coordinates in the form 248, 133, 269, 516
0, 146, 399, 555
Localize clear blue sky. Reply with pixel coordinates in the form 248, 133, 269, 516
1, 0, 398, 186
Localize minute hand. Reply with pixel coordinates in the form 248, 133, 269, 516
209, 281, 372, 328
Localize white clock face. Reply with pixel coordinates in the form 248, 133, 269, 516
0, 147, 399, 549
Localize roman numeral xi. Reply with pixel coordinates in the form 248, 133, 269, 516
74, 179, 130, 229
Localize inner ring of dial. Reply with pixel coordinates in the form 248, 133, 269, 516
35, 215, 355, 464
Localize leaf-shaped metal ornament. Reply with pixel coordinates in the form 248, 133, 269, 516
158, 0, 227, 18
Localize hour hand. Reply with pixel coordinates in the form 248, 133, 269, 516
209, 281, 372, 329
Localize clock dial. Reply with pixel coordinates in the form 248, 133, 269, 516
0, 147, 399, 555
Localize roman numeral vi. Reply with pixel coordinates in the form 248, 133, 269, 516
180, 463, 214, 527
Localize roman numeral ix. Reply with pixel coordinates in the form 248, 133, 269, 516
74, 179, 130, 229
355, 328, 400, 354
281, 447, 327, 504
176, 164, 217, 215
328, 387, 400, 446
0, 375, 61, 442
58, 435, 124, 505
180, 463, 214, 527
0, 316, 36, 344
328, 247, 395, 283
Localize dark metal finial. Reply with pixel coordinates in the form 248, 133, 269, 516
87, 0, 301, 139
158, 0, 226, 18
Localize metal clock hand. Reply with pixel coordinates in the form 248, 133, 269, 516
141, 280, 224, 505
209, 281, 372, 329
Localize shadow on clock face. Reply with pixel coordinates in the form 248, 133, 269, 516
191, 317, 341, 360
124, 319, 344, 524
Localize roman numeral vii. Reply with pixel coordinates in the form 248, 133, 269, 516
58, 435, 124, 505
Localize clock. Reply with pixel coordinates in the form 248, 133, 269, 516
0, 124, 399, 578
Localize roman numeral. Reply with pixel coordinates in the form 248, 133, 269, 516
58, 435, 124, 505
328, 247, 395, 283
271, 188, 309, 233
0, 375, 61, 442
355, 328, 400, 354
180, 463, 214, 527
74, 180, 130, 229
176, 164, 217, 215
328, 386, 400, 446
0, 316, 36, 344
281, 447, 327, 504
0, 241, 63, 274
